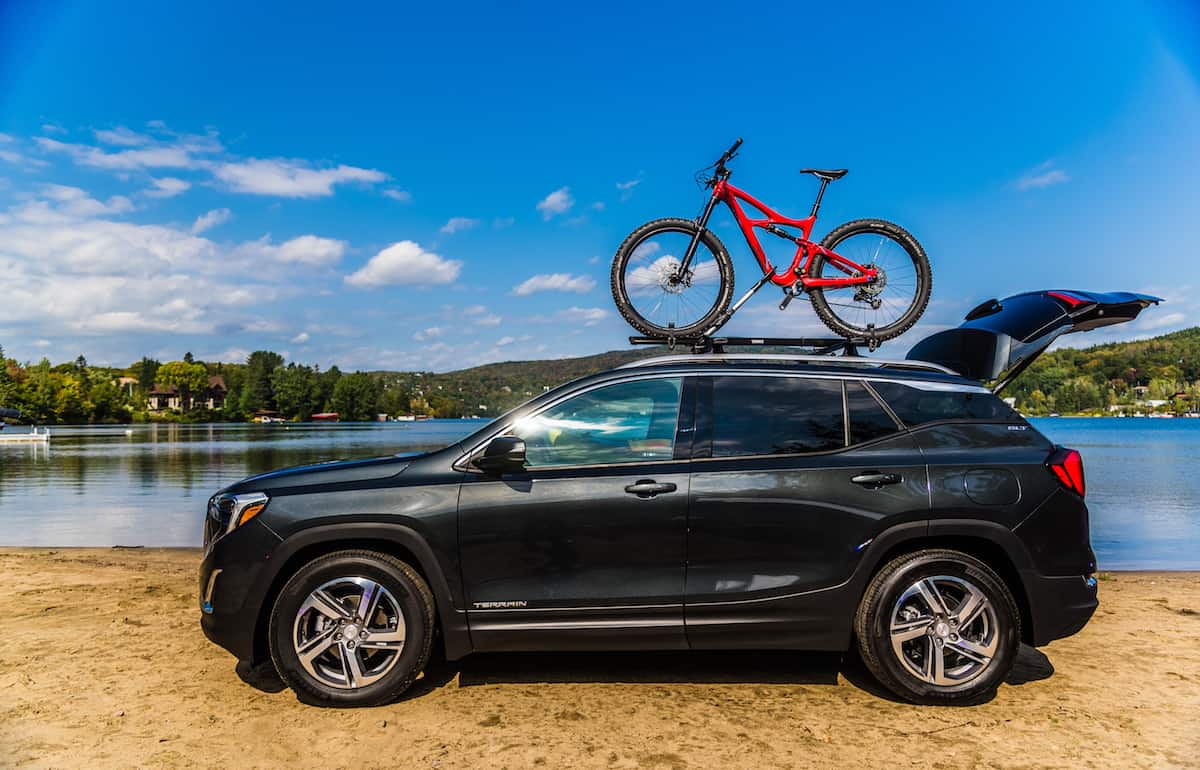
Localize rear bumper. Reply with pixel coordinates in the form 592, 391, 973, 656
1023, 571, 1099, 646
199, 519, 283, 663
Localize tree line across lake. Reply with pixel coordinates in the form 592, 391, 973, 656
1, 327, 1198, 424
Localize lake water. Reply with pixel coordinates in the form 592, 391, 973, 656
0, 418, 1197, 569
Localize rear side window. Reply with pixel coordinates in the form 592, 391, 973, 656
869, 381, 1018, 426
847, 381, 901, 444
709, 376, 844, 456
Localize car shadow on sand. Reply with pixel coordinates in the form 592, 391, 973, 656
237, 644, 1055, 704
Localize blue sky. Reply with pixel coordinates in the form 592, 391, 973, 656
0, 0, 1197, 371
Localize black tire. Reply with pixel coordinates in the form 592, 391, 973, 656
854, 549, 1020, 706
268, 549, 435, 707
810, 218, 931, 341
611, 217, 735, 338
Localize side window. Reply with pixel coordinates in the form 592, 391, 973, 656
710, 376, 844, 456
512, 378, 683, 468
870, 381, 1019, 426
848, 381, 902, 444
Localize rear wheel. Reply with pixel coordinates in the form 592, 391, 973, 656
611, 217, 735, 338
810, 218, 931, 341
854, 549, 1020, 706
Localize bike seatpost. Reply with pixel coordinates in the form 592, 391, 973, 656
810, 178, 830, 217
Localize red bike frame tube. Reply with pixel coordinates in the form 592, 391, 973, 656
713, 180, 877, 289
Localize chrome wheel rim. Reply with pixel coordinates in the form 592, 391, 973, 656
293, 577, 406, 690
889, 575, 998, 687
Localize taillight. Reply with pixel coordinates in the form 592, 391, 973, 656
1048, 447, 1085, 497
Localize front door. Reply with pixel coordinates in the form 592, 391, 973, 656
459, 375, 693, 651
684, 374, 930, 650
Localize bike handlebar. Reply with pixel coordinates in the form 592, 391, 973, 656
718, 137, 743, 163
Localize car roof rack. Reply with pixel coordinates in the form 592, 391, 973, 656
622, 335, 959, 376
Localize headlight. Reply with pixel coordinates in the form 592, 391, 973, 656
208, 492, 269, 540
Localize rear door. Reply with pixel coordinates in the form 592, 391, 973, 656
683, 373, 929, 650
906, 290, 1161, 390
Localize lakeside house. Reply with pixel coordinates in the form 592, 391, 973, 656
147, 375, 228, 412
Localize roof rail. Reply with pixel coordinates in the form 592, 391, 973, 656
618, 352, 959, 376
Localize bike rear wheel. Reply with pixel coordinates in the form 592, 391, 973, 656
809, 218, 931, 341
611, 217, 735, 338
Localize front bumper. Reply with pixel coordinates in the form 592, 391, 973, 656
199, 518, 283, 662
1023, 571, 1099, 646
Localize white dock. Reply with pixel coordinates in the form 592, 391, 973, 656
0, 427, 51, 444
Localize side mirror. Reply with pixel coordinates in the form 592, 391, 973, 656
473, 436, 527, 474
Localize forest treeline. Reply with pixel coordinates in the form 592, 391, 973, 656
2, 327, 1198, 424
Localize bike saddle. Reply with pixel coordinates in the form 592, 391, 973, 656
800, 168, 848, 181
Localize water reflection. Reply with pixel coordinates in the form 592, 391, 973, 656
1, 418, 1198, 568
0, 421, 482, 547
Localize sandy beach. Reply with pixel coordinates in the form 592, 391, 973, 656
2, 547, 1198, 769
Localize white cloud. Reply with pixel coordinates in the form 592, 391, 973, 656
590, 201, 606, 212
191, 208, 231, 234
496, 335, 515, 346
291, 332, 311, 344
557, 306, 608, 326
94, 126, 153, 147
24, 184, 135, 220
511, 272, 596, 296
0, 132, 14, 142
382, 188, 412, 202
440, 216, 480, 234
536, 186, 574, 219
242, 234, 347, 267
213, 158, 387, 197
1015, 161, 1070, 191
617, 178, 641, 201
344, 240, 462, 288
413, 326, 443, 341
36, 137, 199, 170
145, 177, 191, 198
493, 216, 515, 228
476, 313, 502, 327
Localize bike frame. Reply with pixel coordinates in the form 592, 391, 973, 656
689, 179, 878, 290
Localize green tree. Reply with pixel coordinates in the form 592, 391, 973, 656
134, 357, 161, 392
241, 350, 284, 413
271, 364, 320, 420
157, 360, 209, 410
331, 372, 381, 421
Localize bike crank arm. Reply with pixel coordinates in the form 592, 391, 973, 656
700, 270, 775, 336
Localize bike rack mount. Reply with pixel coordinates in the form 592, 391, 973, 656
627, 334, 877, 357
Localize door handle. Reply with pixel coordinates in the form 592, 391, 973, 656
851, 472, 902, 488
624, 480, 677, 498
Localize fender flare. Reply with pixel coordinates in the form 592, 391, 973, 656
257, 522, 473, 661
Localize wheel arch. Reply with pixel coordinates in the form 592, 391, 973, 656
856, 520, 1036, 645
252, 523, 472, 665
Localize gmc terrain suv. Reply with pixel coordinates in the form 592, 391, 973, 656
200, 290, 1158, 706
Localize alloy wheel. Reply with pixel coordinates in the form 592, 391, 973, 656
292, 576, 406, 690
889, 575, 998, 687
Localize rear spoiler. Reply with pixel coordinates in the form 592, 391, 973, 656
905, 290, 1162, 392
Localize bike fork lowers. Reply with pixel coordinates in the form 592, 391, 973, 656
676, 192, 721, 276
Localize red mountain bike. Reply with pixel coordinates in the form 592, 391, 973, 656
611, 138, 932, 342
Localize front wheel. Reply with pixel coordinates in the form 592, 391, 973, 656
809, 218, 931, 341
611, 217, 735, 338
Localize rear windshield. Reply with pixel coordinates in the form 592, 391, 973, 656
870, 381, 1019, 426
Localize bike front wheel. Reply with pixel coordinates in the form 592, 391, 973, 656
610, 217, 735, 338
809, 218, 932, 341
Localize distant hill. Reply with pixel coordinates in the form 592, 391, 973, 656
1006, 326, 1200, 414
384, 327, 1200, 417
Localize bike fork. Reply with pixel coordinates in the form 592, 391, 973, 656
677, 193, 720, 275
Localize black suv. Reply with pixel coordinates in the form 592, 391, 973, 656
200, 290, 1158, 706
